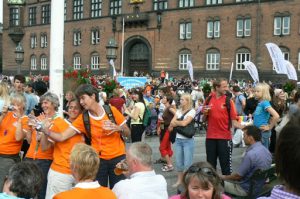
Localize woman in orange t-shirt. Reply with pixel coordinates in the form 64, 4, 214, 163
0, 93, 30, 191
54, 144, 116, 199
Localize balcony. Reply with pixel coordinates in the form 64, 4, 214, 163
124, 13, 149, 28
8, 26, 24, 44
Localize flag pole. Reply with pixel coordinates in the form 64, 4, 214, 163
121, 17, 125, 76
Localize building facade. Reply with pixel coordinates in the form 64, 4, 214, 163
2, 0, 300, 80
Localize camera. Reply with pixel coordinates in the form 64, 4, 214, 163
35, 122, 43, 131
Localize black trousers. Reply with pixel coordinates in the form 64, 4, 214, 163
131, 124, 144, 143
206, 139, 233, 175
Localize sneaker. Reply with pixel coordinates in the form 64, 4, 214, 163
161, 165, 174, 172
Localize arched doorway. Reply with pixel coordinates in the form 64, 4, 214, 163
124, 36, 152, 76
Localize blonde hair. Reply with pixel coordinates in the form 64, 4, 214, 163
180, 93, 193, 111
10, 93, 26, 110
255, 83, 271, 101
70, 143, 100, 181
0, 82, 11, 106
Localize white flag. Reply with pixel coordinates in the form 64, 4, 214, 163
265, 43, 287, 74
109, 59, 117, 77
243, 61, 259, 82
187, 60, 194, 81
229, 62, 234, 81
285, 61, 298, 81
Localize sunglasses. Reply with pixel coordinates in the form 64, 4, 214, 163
187, 166, 215, 177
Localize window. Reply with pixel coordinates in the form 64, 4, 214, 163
206, 0, 222, 5
29, 7, 37, 26
9, 8, 19, 26
64, 0, 67, 20
207, 20, 220, 38
236, 0, 253, 2
110, 0, 122, 15
91, 0, 102, 17
179, 0, 194, 8
73, 31, 81, 46
30, 55, 37, 70
73, 0, 83, 20
91, 29, 100, 44
41, 55, 48, 70
73, 53, 81, 70
179, 22, 192, 40
274, 16, 290, 36
91, 53, 100, 70
41, 4, 51, 24
298, 51, 300, 70
237, 18, 251, 37
41, 33, 48, 48
30, 34, 37, 49
236, 48, 251, 70
153, 0, 168, 11
206, 49, 220, 70
179, 49, 191, 70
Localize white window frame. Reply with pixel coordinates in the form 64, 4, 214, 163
153, 0, 168, 11
40, 34, 48, 48
91, 29, 100, 44
30, 55, 37, 70
179, 0, 194, 8
73, 32, 81, 46
30, 35, 37, 49
237, 18, 251, 37
179, 53, 191, 70
207, 20, 220, 38
73, 0, 83, 20
91, 54, 100, 70
236, 51, 250, 70
91, 0, 102, 18
206, 51, 220, 70
73, 55, 81, 70
41, 56, 48, 70
180, 22, 192, 40
274, 16, 290, 36
206, 0, 222, 5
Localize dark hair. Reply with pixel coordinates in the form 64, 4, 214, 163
165, 95, 174, 105
14, 74, 26, 84
212, 78, 227, 90
33, 81, 48, 96
243, 125, 261, 142
182, 162, 223, 199
7, 161, 43, 198
132, 89, 145, 105
75, 84, 99, 103
232, 85, 241, 92
276, 111, 300, 193
293, 89, 300, 103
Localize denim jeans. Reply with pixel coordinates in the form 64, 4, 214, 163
261, 130, 271, 149
175, 138, 195, 172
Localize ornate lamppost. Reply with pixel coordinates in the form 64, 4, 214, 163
15, 43, 24, 74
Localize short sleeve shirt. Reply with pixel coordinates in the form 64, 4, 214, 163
175, 109, 196, 139
253, 100, 271, 128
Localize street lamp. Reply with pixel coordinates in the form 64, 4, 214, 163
106, 38, 118, 77
15, 42, 24, 74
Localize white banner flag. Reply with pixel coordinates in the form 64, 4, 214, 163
285, 61, 298, 81
109, 59, 117, 77
243, 61, 259, 82
265, 43, 287, 74
229, 62, 234, 81
187, 60, 194, 81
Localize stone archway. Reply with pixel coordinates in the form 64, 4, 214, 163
124, 36, 152, 76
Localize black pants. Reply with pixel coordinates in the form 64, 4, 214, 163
96, 154, 126, 189
206, 139, 232, 175
131, 124, 144, 143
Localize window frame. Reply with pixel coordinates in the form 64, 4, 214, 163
206, 0, 222, 5
9, 7, 20, 27
91, 53, 100, 70
178, 49, 191, 70
110, 0, 122, 16
73, 0, 84, 20
73, 54, 81, 70
153, 0, 168, 11
179, 22, 192, 40
91, 0, 102, 18
206, 49, 220, 70
274, 16, 290, 36
236, 49, 251, 70
30, 34, 37, 49
40, 33, 48, 48
207, 20, 220, 38
28, 7, 37, 26
178, 0, 194, 8
40, 55, 48, 70
73, 31, 82, 46
30, 55, 37, 70
41, 4, 51, 24
237, 18, 251, 37
91, 29, 100, 45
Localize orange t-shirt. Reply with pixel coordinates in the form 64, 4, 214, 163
0, 112, 29, 155
51, 119, 84, 174
71, 106, 126, 160
53, 187, 117, 199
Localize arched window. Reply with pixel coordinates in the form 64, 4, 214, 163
73, 53, 81, 70
178, 49, 191, 70
30, 55, 37, 70
40, 55, 48, 70
206, 48, 220, 70
91, 52, 100, 70
236, 47, 251, 70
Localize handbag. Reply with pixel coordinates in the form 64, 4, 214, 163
173, 110, 195, 138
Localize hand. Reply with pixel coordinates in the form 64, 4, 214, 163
260, 125, 270, 132
168, 126, 173, 132
157, 128, 161, 135
102, 120, 120, 135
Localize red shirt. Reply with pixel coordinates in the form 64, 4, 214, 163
205, 93, 237, 140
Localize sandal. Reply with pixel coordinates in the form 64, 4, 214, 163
161, 165, 174, 172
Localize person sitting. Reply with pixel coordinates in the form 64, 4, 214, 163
169, 162, 230, 199
112, 142, 168, 199
0, 161, 43, 199
53, 143, 116, 199
221, 125, 272, 197
258, 111, 300, 198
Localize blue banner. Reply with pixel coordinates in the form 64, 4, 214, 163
117, 77, 148, 90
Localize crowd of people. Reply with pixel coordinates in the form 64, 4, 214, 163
0, 73, 300, 199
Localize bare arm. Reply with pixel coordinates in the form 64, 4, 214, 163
40, 133, 53, 151
172, 116, 194, 127
221, 173, 242, 181
127, 105, 141, 120
15, 118, 25, 141
44, 127, 77, 142
260, 107, 280, 131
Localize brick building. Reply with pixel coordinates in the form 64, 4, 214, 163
2, 0, 300, 80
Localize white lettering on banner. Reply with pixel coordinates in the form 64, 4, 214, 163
243, 61, 259, 82
265, 43, 287, 74
285, 61, 298, 81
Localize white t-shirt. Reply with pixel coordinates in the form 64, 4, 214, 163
175, 109, 196, 139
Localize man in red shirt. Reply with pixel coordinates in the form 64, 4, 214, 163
203, 78, 244, 175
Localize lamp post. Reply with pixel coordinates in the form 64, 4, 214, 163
15, 42, 24, 74
106, 38, 118, 77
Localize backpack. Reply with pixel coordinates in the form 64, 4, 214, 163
205, 93, 232, 130
82, 104, 120, 145
139, 104, 152, 128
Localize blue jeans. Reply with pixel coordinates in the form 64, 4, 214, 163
175, 138, 195, 172
261, 131, 271, 149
